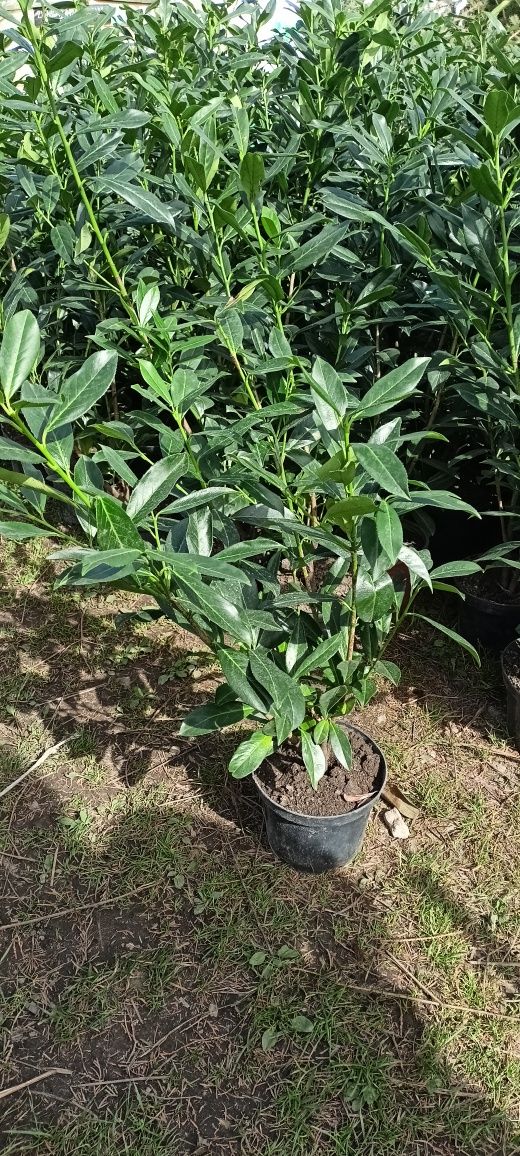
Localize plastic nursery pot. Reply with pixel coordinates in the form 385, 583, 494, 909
502, 640, 520, 752
459, 590, 520, 651
253, 724, 387, 875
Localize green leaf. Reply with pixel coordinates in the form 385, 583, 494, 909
217, 648, 269, 714
180, 577, 254, 645
356, 358, 429, 419
412, 614, 481, 665
375, 501, 403, 566
324, 496, 376, 530
261, 1025, 282, 1051
310, 357, 348, 428
126, 457, 185, 523
45, 352, 117, 433
217, 308, 243, 353
95, 176, 183, 229
138, 360, 172, 406
180, 697, 251, 736
95, 496, 143, 551
286, 617, 307, 673
374, 659, 401, 686
163, 487, 234, 515
353, 444, 409, 500
405, 491, 478, 516
469, 164, 502, 206
0, 311, 40, 403
47, 40, 83, 73
301, 730, 326, 790
398, 546, 432, 590
329, 722, 352, 770
229, 731, 274, 779
356, 571, 395, 622
250, 652, 306, 745
0, 435, 42, 465
290, 1014, 314, 1034
0, 520, 49, 541
284, 222, 350, 273
430, 561, 482, 579
484, 89, 513, 136
295, 633, 344, 678
0, 213, 10, 249
239, 152, 265, 203
313, 719, 329, 745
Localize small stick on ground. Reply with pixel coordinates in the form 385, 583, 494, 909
0, 881, 158, 933
0, 1069, 72, 1101
0, 735, 77, 802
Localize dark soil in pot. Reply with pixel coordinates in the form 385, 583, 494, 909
253, 723, 386, 874
459, 572, 520, 651
257, 727, 379, 816
502, 640, 520, 751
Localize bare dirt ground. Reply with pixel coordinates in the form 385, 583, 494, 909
1, 540, 519, 1155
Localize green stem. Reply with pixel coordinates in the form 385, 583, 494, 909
22, 14, 138, 327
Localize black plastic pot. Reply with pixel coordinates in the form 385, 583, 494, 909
459, 590, 520, 651
502, 641, 520, 752
253, 724, 387, 874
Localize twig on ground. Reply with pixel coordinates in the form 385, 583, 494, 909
0, 881, 158, 933
0, 735, 77, 801
0, 1069, 72, 1101
346, 977, 517, 1019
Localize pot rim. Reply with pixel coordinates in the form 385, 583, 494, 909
502, 638, 520, 685
253, 721, 387, 824
462, 585, 520, 615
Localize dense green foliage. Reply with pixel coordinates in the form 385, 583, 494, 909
1, 0, 518, 783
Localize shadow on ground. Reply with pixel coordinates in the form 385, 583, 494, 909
0, 564, 519, 1153
0, 756, 519, 1156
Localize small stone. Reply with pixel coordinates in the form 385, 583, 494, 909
382, 807, 410, 840
376, 712, 387, 724
26, 1001, 40, 1016
208, 1002, 218, 1018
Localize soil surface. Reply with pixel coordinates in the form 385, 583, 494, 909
462, 571, 520, 606
502, 641, 520, 690
256, 728, 381, 816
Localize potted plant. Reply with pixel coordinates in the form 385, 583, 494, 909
0, 312, 480, 872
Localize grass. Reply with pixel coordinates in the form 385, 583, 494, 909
1, 543, 520, 1155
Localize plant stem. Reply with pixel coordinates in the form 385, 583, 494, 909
21, 13, 138, 329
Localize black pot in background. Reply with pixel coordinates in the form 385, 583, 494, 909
459, 589, 520, 651
253, 724, 387, 874
429, 507, 498, 567
502, 641, 520, 752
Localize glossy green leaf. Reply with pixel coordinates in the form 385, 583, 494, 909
284, 222, 350, 273
239, 152, 265, 202
217, 648, 269, 714
375, 501, 403, 566
374, 660, 401, 686
95, 176, 183, 229
126, 457, 185, 522
301, 730, 326, 790
329, 722, 352, 770
45, 352, 117, 433
412, 614, 481, 666
429, 561, 482, 579
0, 311, 40, 403
398, 546, 432, 589
353, 444, 409, 500
0, 520, 49, 540
180, 697, 252, 736
95, 495, 143, 551
356, 358, 429, 419
324, 496, 376, 530
250, 652, 306, 745
229, 731, 274, 778
295, 633, 344, 678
